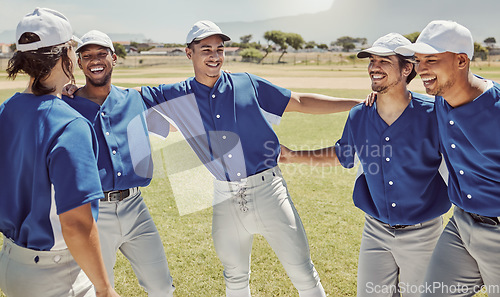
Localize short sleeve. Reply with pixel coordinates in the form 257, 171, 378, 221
334, 116, 356, 168
247, 73, 291, 122
141, 85, 167, 109
47, 118, 103, 214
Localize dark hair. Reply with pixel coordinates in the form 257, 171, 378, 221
7, 32, 75, 96
395, 54, 417, 83
186, 39, 201, 50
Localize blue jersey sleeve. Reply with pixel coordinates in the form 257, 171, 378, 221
47, 118, 103, 215
141, 85, 166, 109
246, 73, 291, 121
335, 116, 356, 168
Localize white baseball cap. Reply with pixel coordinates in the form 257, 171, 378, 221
76, 30, 115, 53
357, 33, 412, 58
186, 20, 230, 45
16, 7, 80, 52
395, 20, 474, 59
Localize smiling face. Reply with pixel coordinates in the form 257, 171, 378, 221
78, 44, 117, 87
414, 52, 458, 97
186, 35, 225, 87
368, 54, 406, 93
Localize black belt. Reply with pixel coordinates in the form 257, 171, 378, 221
101, 187, 138, 202
373, 217, 413, 229
468, 212, 500, 225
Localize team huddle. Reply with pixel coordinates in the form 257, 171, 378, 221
1, 7, 500, 297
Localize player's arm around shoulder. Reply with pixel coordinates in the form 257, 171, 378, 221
285, 91, 363, 114
279, 144, 341, 167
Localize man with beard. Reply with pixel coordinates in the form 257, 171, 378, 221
63, 30, 175, 297
396, 20, 500, 297
280, 33, 450, 297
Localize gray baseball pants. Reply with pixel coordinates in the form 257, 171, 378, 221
97, 191, 175, 297
357, 215, 443, 297
0, 236, 95, 297
421, 207, 500, 297
212, 166, 326, 297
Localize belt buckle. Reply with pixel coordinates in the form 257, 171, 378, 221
104, 190, 121, 201
390, 224, 407, 229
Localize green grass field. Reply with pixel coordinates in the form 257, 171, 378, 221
0, 58, 494, 296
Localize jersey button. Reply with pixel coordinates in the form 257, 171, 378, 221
101, 112, 105, 117
228, 154, 233, 158
385, 137, 390, 142
222, 135, 227, 140
449, 120, 455, 125
112, 150, 117, 155
237, 172, 241, 177
451, 144, 456, 149
391, 203, 396, 207
212, 94, 216, 99
105, 132, 110, 136
467, 194, 472, 199
117, 172, 122, 177
459, 170, 464, 175
385, 157, 390, 162
388, 181, 394, 186
216, 114, 221, 119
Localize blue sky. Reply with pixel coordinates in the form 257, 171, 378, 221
0, 0, 335, 43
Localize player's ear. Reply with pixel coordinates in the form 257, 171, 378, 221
185, 47, 192, 59
457, 53, 468, 70
77, 58, 83, 69
112, 53, 118, 66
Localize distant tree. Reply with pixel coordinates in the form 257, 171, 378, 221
473, 42, 488, 61
240, 48, 263, 63
260, 30, 287, 63
285, 33, 304, 50
484, 37, 496, 47
332, 36, 365, 52
240, 34, 253, 44
317, 43, 328, 50
483, 37, 496, 66
113, 42, 127, 59
404, 32, 420, 43
305, 41, 317, 50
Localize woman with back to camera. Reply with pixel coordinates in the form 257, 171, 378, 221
0, 8, 119, 297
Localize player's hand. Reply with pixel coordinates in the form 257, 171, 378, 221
96, 286, 120, 297
279, 144, 294, 164
62, 83, 79, 98
364, 92, 377, 106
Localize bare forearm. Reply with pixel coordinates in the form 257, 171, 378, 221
60, 204, 111, 293
286, 92, 362, 114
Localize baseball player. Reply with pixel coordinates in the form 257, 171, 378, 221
134, 20, 362, 297
395, 20, 500, 297
0, 8, 118, 297
279, 33, 451, 297
62, 30, 175, 296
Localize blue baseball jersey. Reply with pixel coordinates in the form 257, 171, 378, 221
0, 93, 103, 251
63, 86, 153, 191
141, 72, 291, 181
435, 80, 500, 217
335, 92, 450, 225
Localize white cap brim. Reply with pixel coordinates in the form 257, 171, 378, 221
76, 39, 114, 53
395, 43, 446, 57
357, 46, 399, 58
189, 32, 230, 44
